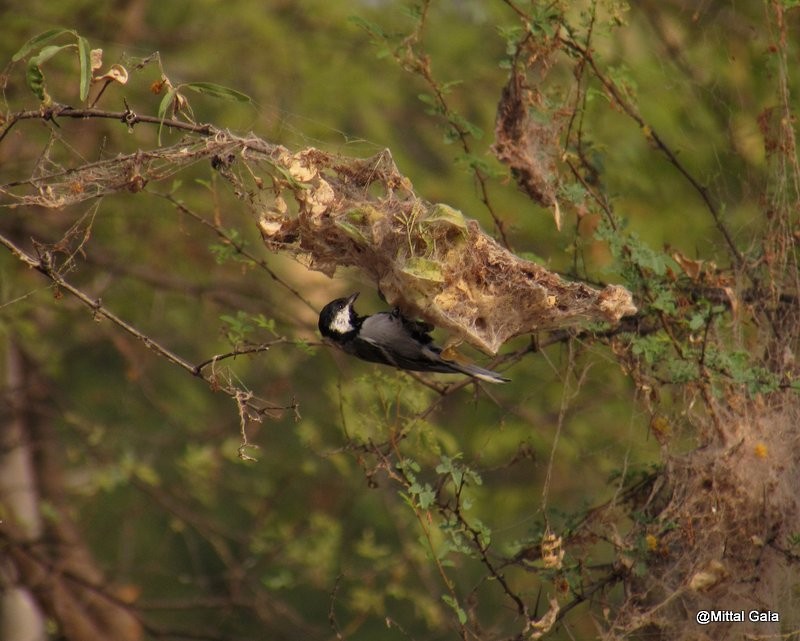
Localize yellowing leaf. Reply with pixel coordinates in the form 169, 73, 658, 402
424, 203, 467, 231
401, 257, 444, 282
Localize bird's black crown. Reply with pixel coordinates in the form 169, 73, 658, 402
318, 292, 361, 339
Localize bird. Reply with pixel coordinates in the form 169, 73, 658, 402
318, 292, 509, 384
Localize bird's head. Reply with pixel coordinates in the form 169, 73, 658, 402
318, 292, 361, 339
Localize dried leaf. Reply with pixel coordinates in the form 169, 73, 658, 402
90, 48, 103, 71
529, 598, 559, 640
95, 63, 129, 85
689, 560, 728, 591
671, 250, 704, 280
722, 286, 738, 318
541, 532, 564, 569
288, 159, 316, 183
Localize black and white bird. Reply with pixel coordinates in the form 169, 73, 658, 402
318, 292, 509, 384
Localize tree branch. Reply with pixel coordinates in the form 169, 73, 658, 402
0, 104, 215, 144
0, 231, 296, 422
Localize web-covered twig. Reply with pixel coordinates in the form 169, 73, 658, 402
1, 107, 636, 355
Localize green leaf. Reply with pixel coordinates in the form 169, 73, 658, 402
453, 114, 483, 139
441, 595, 467, 625
347, 15, 386, 38
26, 59, 47, 102
293, 339, 317, 355
157, 88, 177, 144
454, 152, 502, 177
424, 203, 467, 232
134, 462, 160, 486
443, 125, 460, 144
400, 3, 424, 20
26, 43, 73, 103
77, 35, 92, 101
688, 311, 707, 331
158, 87, 176, 121
182, 82, 251, 102
268, 162, 310, 190
440, 79, 464, 94
335, 219, 369, 245
410, 482, 435, 509
30, 43, 73, 66
220, 311, 256, 344
252, 314, 278, 336
418, 92, 445, 116
12, 28, 71, 61
560, 181, 587, 204
401, 257, 444, 283
418, 92, 437, 107
518, 250, 546, 264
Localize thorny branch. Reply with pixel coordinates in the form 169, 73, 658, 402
0, 104, 215, 144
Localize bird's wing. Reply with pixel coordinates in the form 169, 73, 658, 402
358, 313, 509, 382
356, 313, 450, 371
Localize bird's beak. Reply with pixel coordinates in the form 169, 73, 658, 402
346, 292, 360, 306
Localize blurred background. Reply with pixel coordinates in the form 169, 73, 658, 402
0, 1, 794, 639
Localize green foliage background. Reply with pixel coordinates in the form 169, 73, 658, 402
1, 1, 797, 640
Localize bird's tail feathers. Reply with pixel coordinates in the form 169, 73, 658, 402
451, 361, 510, 384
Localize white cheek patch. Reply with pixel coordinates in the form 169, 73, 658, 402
330, 307, 355, 334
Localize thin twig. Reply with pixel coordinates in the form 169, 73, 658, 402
194, 340, 295, 372
160, 193, 318, 313
394, 7, 511, 248
559, 35, 745, 268
0, 231, 296, 419
0, 232, 198, 374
